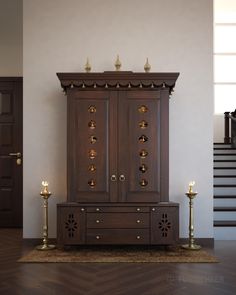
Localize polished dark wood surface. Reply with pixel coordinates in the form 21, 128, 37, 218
57, 204, 179, 246
57, 72, 179, 246
0, 78, 23, 227
1, 229, 236, 295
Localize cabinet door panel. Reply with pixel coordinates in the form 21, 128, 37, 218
118, 91, 161, 203
68, 91, 117, 202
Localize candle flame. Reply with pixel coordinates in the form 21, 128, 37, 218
188, 181, 195, 193
41, 180, 49, 194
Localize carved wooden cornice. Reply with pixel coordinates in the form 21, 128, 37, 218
57, 71, 179, 95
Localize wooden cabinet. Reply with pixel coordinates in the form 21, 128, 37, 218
57, 71, 179, 246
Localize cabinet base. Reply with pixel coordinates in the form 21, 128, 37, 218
57, 203, 179, 247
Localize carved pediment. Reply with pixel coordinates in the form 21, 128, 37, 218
57, 71, 179, 95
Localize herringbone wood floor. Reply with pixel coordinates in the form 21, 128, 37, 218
0, 229, 236, 295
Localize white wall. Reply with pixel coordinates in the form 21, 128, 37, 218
23, 0, 214, 238
214, 114, 224, 142
0, 0, 22, 76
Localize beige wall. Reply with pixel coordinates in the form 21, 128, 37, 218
0, 0, 23, 76
23, 0, 214, 238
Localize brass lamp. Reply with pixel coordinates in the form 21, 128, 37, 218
182, 181, 201, 250
36, 181, 56, 250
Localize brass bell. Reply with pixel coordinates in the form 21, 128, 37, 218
139, 120, 148, 129
139, 135, 148, 143
88, 164, 96, 172
138, 105, 148, 113
88, 120, 96, 129
140, 179, 148, 187
90, 136, 97, 144
88, 179, 96, 188
139, 149, 148, 158
89, 149, 97, 159
139, 164, 148, 173
88, 106, 96, 113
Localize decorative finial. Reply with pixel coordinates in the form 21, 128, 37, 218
85, 58, 91, 73
115, 55, 122, 71
144, 58, 151, 73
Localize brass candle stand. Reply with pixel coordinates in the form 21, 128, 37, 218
36, 181, 56, 251
182, 181, 201, 250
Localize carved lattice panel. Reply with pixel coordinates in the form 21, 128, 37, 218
151, 206, 179, 245
158, 213, 172, 238
65, 213, 78, 238
57, 207, 85, 246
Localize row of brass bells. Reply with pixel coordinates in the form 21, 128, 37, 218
88, 105, 97, 188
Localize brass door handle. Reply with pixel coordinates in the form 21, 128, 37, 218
9, 152, 22, 165
110, 175, 117, 182
119, 175, 125, 182
9, 152, 21, 158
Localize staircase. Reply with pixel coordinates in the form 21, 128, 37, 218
214, 143, 236, 240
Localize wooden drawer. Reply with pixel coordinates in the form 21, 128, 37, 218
87, 213, 149, 229
87, 229, 149, 244
86, 207, 149, 213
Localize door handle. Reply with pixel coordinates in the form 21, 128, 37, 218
9, 152, 22, 165
119, 175, 126, 182
9, 152, 21, 158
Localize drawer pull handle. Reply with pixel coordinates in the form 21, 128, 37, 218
136, 208, 141, 212
96, 235, 100, 240
96, 208, 100, 212
96, 220, 100, 224
110, 174, 117, 182
136, 220, 141, 224
119, 174, 125, 182
152, 208, 156, 211
81, 208, 85, 212
136, 235, 141, 240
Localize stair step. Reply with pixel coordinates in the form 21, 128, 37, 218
214, 195, 236, 199
214, 220, 236, 227
214, 184, 236, 187
214, 207, 236, 211
214, 160, 236, 162
214, 148, 236, 150
214, 143, 231, 145
214, 167, 236, 170
214, 153, 236, 156
214, 175, 236, 178
214, 227, 236, 240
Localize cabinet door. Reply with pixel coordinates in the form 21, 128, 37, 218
57, 207, 86, 246
68, 91, 118, 202
118, 91, 161, 202
151, 206, 179, 245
